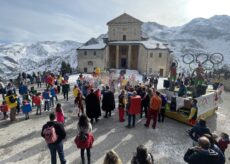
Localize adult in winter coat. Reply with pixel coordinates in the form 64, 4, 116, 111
19, 82, 28, 100
189, 119, 211, 142
140, 87, 150, 118
118, 90, 126, 122
85, 89, 101, 124
41, 113, 67, 164
62, 81, 70, 101
184, 136, 219, 164
203, 134, 225, 164
158, 93, 167, 122
144, 90, 161, 129
126, 91, 141, 128
102, 86, 115, 118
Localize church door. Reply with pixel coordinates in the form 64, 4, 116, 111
121, 58, 127, 68
159, 69, 164, 76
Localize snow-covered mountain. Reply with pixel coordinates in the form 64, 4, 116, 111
144, 15, 230, 71
0, 40, 82, 79
0, 15, 230, 79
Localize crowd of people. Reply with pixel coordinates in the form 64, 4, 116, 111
0, 70, 229, 164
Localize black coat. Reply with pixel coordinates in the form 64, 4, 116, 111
189, 123, 211, 142
184, 148, 219, 164
102, 90, 115, 112
41, 121, 66, 144
85, 93, 101, 119
141, 92, 150, 107
62, 84, 70, 93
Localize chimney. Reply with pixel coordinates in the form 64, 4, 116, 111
156, 43, 160, 48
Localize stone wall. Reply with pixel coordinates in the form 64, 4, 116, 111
78, 49, 106, 73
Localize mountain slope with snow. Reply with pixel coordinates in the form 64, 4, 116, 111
0, 15, 230, 79
146, 15, 230, 70
0, 40, 82, 79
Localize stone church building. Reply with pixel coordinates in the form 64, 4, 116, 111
77, 13, 172, 76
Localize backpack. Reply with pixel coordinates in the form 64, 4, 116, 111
9, 95, 16, 103
43, 126, 58, 144
79, 132, 88, 141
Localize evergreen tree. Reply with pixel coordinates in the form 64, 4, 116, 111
60, 61, 72, 74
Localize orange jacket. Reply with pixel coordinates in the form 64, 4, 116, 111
150, 95, 161, 111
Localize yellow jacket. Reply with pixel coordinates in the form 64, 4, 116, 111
5, 95, 17, 109
188, 107, 197, 120
73, 88, 79, 97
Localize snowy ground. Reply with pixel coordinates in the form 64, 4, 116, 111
0, 73, 230, 164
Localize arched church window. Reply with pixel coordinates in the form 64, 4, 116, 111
88, 61, 93, 66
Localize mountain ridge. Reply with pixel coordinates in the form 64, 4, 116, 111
0, 15, 230, 79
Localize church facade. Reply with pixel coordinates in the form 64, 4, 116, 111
77, 13, 172, 76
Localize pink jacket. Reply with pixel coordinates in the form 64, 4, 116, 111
56, 111, 65, 123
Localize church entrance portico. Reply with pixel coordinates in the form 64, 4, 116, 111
120, 58, 127, 68
108, 44, 139, 69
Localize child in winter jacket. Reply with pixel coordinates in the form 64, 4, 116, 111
74, 92, 84, 117
21, 100, 32, 120
42, 89, 50, 111
50, 86, 58, 107
55, 103, 65, 124
0, 101, 10, 119
32, 93, 42, 115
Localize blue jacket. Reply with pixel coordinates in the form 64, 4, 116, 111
19, 85, 28, 95
42, 91, 50, 100
50, 88, 56, 97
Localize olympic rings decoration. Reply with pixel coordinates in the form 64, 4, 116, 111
196, 53, 208, 64
182, 52, 224, 70
210, 53, 224, 64
183, 54, 194, 64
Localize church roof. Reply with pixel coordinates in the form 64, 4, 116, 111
107, 13, 143, 25
77, 42, 106, 50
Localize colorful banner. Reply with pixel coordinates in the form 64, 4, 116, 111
196, 92, 218, 116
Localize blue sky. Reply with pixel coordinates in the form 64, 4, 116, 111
0, 0, 230, 43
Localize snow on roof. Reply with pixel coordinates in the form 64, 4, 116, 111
109, 40, 168, 49
78, 39, 168, 50
78, 42, 106, 50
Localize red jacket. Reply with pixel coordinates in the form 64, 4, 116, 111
218, 139, 230, 152
128, 95, 141, 115
33, 96, 42, 106
0, 104, 10, 112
